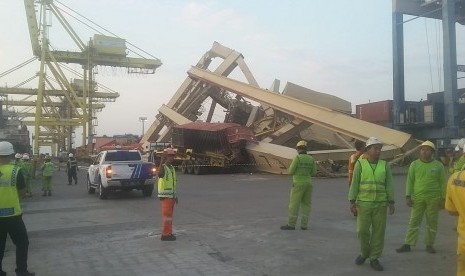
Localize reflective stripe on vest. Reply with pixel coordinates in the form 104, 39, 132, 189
68, 159, 77, 168
158, 165, 176, 198
357, 159, 387, 202
0, 164, 22, 217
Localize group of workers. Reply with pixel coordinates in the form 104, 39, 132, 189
2, 136, 465, 275
0, 142, 81, 276
279, 137, 464, 275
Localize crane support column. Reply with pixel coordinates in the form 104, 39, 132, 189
392, 11, 405, 129
442, 0, 458, 137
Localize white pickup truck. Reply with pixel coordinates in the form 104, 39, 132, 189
87, 149, 157, 199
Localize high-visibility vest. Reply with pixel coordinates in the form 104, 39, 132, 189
21, 161, 33, 178
0, 164, 22, 217
357, 159, 388, 202
42, 161, 53, 176
158, 165, 176, 198
67, 158, 77, 170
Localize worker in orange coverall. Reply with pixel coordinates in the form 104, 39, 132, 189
157, 148, 178, 241
348, 140, 366, 186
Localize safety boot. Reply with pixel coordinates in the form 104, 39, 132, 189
426, 245, 436, 254
280, 225, 295, 230
161, 234, 176, 241
355, 255, 367, 265
369, 259, 384, 271
42, 191, 47, 196
0, 269, 6, 276
47, 191, 52, 196
396, 244, 411, 253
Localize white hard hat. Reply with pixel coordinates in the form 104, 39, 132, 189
0, 142, 15, 156
69, 153, 74, 158
22, 154, 30, 160
455, 145, 460, 152
15, 153, 22, 159
365, 137, 383, 148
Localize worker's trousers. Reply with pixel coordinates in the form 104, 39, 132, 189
0, 215, 30, 273
404, 197, 441, 246
24, 177, 31, 194
287, 182, 312, 228
160, 198, 175, 237
42, 176, 52, 191
67, 169, 77, 185
357, 205, 387, 261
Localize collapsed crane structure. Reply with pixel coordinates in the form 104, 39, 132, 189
0, 0, 162, 155
141, 42, 420, 174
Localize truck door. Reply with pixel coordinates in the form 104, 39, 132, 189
89, 153, 103, 184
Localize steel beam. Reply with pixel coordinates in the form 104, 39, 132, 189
188, 67, 415, 150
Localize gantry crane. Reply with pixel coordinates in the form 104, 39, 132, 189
21, 0, 161, 154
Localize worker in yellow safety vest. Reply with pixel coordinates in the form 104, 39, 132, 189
157, 148, 178, 241
0, 141, 35, 276
445, 170, 465, 276
21, 154, 33, 197
280, 140, 317, 230
349, 137, 395, 272
453, 147, 465, 173
396, 141, 446, 254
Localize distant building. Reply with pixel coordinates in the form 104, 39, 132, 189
0, 101, 31, 153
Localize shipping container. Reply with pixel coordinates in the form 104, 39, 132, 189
355, 100, 393, 124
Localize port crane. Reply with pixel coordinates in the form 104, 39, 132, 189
5, 0, 163, 154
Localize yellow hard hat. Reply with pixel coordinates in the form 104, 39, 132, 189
296, 140, 307, 148
420, 140, 435, 150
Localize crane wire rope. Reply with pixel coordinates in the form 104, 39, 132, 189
0, 57, 38, 78
424, 18, 435, 93
55, 1, 159, 60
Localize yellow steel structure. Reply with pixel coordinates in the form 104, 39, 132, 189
22, 0, 162, 154
141, 42, 419, 175
187, 67, 416, 151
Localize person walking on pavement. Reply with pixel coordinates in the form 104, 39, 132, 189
157, 148, 178, 241
349, 137, 395, 272
0, 141, 36, 276
66, 153, 78, 185
20, 155, 33, 197
40, 156, 54, 196
445, 170, 465, 276
280, 140, 317, 231
396, 141, 446, 254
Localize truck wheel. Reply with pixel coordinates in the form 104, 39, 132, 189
180, 161, 188, 174
193, 160, 203, 175
99, 180, 108, 200
87, 176, 95, 194
187, 160, 194, 174
142, 185, 154, 197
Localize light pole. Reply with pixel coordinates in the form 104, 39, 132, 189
139, 116, 147, 138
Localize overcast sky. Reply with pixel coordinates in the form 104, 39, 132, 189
1, 0, 464, 147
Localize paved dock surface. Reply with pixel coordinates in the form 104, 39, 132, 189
2, 168, 457, 276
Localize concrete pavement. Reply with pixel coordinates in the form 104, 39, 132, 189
2, 168, 458, 276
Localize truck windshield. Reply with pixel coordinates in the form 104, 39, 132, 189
105, 151, 141, 162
